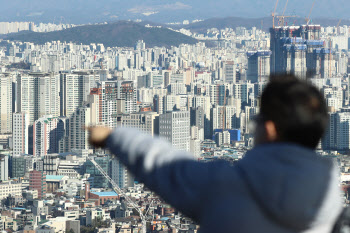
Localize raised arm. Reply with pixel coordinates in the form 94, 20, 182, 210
88, 126, 217, 221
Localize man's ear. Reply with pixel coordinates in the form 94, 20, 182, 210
265, 121, 278, 142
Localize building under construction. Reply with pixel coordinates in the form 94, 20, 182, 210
270, 25, 334, 79
247, 50, 272, 83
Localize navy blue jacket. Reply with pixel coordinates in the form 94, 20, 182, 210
106, 127, 342, 233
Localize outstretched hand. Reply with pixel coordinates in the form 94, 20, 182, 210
86, 126, 112, 148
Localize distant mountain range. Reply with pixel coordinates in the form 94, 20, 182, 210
174, 17, 350, 33
3, 17, 349, 48
3, 21, 198, 48
0, 0, 350, 25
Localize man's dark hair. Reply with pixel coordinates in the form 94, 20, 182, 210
260, 74, 328, 149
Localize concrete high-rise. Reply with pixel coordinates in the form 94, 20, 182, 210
270, 25, 324, 79
17, 73, 60, 124
0, 73, 13, 134
90, 81, 118, 128
33, 116, 59, 156
110, 158, 134, 189
117, 112, 159, 136
247, 51, 271, 83
223, 61, 236, 83
335, 112, 350, 151
13, 112, 29, 156
29, 170, 46, 199
69, 105, 97, 151
0, 155, 9, 181
209, 84, 227, 106
118, 81, 137, 114
159, 111, 190, 151
322, 113, 337, 151
10, 155, 27, 179
211, 106, 238, 133
60, 72, 99, 117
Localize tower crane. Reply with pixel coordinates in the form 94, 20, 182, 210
306, 0, 316, 26
272, 0, 280, 29
87, 156, 153, 233
279, 0, 289, 26
336, 19, 342, 34
275, 0, 297, 27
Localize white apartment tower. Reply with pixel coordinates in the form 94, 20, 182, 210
0, 73, 13, 133
69, 106, 96, 151
17, 73, 60, 125
60, 72, 99, 117
0, 155, 9, 181
13, 112, 29, 156
159, 111, 190, 152
223, 61, 236, 83
119, 112, 159, 136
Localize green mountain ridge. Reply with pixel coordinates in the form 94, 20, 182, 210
4, 21, 198, 48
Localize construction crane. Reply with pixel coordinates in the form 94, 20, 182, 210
278, 0, 289, 26
272, 0, 280, 29
87, 156, 152, 233
337, 19, 342, 34
306, 0, 316, 25
275, 0, 297, 27
276, 15, 298, 27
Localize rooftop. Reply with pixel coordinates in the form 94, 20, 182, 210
91, 191, 118, 197
46, 175, 65, 181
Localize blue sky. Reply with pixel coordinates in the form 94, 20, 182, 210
0, 0, 348, 24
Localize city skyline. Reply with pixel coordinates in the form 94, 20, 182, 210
0, 0, 349, 24
0, 2, 350, 231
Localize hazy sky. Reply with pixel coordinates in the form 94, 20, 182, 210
0, 0, 348, 24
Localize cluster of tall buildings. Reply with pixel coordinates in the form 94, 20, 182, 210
0, 21, 350, 232
0, 21, 76, 34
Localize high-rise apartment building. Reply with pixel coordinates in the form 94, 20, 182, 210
118, 81, 137, 114
0, 73, 13, 134
211, 106, 238, 133
163, 95, 181, 112
159, 111, 190, 151
90, 81, 118, 127
17, 73, 60, 124
117, 112, 159, 136
153, 94, 165, 115
335, 112, 350, 151
323, 86, 343, 111
223, 61, 236, 83
233, 83, 254, 106
110, 158, 134, 189
33, 116, 59, 156
13, 112, 29, 156
60, 72, 99, 117
0, 155, 9, 181
209, 84, 227, 106
322, 113, 337, 151
247, 51, 271, 83
190, 107, 205, 129
68, 105, 97, 151
57, 117, 69, 153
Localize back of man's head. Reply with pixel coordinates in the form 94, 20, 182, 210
260, 74, 328, 149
